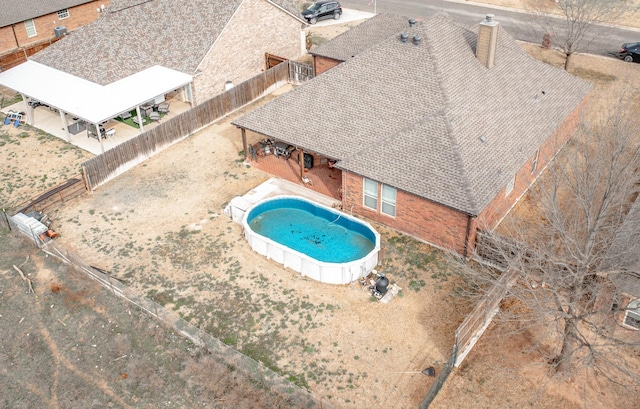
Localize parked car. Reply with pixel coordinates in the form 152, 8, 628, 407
301, 0, 342, 25
619, 42, 640, 62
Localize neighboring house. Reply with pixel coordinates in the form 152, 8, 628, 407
232, 12, 592, 256
309, 13, 409, 75
30, 0, 307, 104
598, 199, 640, 331
0, 0, 306, 148
0, 0, 109, 71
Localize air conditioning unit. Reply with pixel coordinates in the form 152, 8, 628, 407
54, 26, 67, 38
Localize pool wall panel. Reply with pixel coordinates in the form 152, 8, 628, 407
242, 196, 380, 285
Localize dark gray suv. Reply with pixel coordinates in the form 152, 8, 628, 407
301, 1, 342, 25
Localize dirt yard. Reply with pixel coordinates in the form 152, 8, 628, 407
2, 10, 640, 409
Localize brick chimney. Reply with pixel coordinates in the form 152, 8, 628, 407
476, 14, 499, 68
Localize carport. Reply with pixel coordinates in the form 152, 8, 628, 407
0, 60, 193, 153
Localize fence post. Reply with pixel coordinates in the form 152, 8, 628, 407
418, 343, 458, 409
0, 209, 10, 231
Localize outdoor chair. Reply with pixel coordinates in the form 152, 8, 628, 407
119, 111, 132, 120
140, 106, 153, 118
158, 102, 170, 113
149, 112, 160, 122
132, 116, 146, 125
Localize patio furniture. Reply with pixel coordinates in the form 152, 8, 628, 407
140, 105, 153, 118
105, 128, 116, 139
149, 112, 160, 122
132, 116, 146, 125
119, 111, 132, 120
157, 102, 170, 113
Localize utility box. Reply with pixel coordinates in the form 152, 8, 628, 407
54, 26, 67, 38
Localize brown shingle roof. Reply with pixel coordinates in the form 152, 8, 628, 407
0, 0, 93, 27
233, 12, 592, 215
31, 0, 303, 85
310, 13, 410, 61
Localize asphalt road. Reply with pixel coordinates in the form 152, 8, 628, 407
339, 0, 640, 59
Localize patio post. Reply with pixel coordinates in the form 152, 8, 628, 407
241, 128, 248, 161
59, 110, 71, 142
299, 148, 304, 179
21, 94, 33, 125
135, 106, 144, 133
95, 123, 105, 153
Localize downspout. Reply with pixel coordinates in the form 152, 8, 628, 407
462, 214, 473, 259
11, 24, 19, 49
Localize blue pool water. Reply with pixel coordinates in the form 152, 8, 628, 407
246, 197, 376, 263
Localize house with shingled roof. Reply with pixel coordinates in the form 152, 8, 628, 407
232, 12, 592, 256
0, 0, 307, 151
598, 199, 640, 331
0, 0, 108, 71
29, 0, 307, 105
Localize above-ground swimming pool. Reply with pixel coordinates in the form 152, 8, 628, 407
242, 196, 380, 284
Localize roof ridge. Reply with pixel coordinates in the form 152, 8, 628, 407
422, 14, 480, 215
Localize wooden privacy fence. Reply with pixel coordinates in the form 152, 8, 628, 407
454, 269, 516, 367
419, 268, 516, 408
474, 229, 528, 270
83, 61, 300, 191
10, 174, 86, 216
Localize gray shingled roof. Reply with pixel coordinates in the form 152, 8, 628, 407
31, 0, 304, 85
310, 13, 409, 61
233, 12, 592, 216
0, 0, 92, 27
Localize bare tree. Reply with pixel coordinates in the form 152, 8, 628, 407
526, 0, 631, 70
457, 96, 640, 385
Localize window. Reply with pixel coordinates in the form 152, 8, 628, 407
57, 9, 70, 19
531, 149, 539, 173
505, 176, 515, 196
363, 179, 378, 210
24, 19, 37, 37
381, 185, 397, 217
624, 299, 640, 330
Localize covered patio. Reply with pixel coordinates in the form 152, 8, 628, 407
0, 61, 193, 155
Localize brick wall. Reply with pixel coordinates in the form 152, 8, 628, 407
0, 1, 108, 69
340, 99, 585, 255
342, 172, 474, 254
477, 100, 584, 229
0, 27, 18, 53
313, 55, 341, 75
193, 0, 303, 104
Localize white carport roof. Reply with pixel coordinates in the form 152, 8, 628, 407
0, 60, 192, 124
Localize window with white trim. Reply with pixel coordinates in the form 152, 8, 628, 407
363, 178, 378, 210
531, 149, 539, 173
24, 19, 37, 37
57, 9, 70, 19
624, 299, 640, 330
506, 176, 515, 196
381, 185, 397, 217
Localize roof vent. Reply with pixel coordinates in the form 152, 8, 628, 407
479, 135, 487, 143
408, 18, 416, 27
413, 35, 422, 46
400, 32, 409, 43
